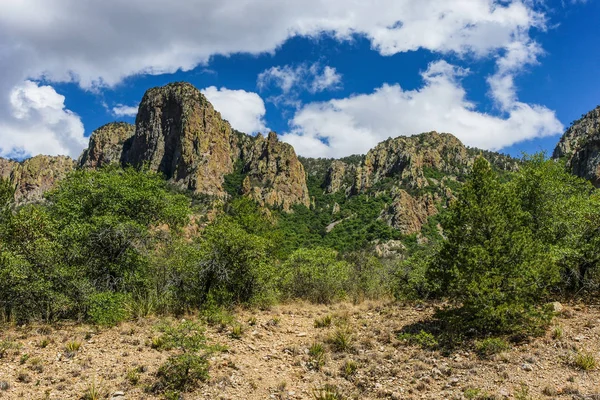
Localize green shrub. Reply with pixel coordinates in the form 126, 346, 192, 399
475, 338, 510, 357
86, 292, 129, 326
397, 330, 438, 349
280, 247, 350, 304
155, 353, 209, 393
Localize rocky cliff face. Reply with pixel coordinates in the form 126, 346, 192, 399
354, 131, 470, 193
0, 155, 75, 204
307, 131, 515, 235
111, 82, 311, 209
122, 82, 236, 197
240, 132, 310, 211
79, 122, 135, 169
553, 106, 600, 186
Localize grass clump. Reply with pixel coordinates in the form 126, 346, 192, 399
64, 340, 81, 357
573, 351, 596, 371
308, 342, 326, 370
474, 338, 510, 358
230, 324, 244, 339
340, 360, 358, 378
551, 325, 564, 340
0, 339, 21, 358
82, 379, 107, 400
312, 384, 345, 400
314, 315, 332, 328
327, 327, 354, 353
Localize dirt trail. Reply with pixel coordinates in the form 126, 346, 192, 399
0, 301, 599, 399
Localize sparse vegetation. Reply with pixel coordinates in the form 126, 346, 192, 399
314, 315, 333, 328
327, 327, 354, 353
573, 351, 597, 371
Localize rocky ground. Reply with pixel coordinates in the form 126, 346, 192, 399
0, 301, 599, 400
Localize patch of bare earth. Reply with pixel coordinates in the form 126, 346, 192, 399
0, 301, 599, 399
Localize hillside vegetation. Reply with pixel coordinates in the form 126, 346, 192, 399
1, 83, 600, 399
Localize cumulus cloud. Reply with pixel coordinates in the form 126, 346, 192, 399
281, 61, 563, 158
112, 104, 138, 117
0, 81, 86, 158
258, 63, 342, 94
0, 0, 559, 156
201, 86, 268, 134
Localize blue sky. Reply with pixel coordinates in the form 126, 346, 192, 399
0, 0, 598, 160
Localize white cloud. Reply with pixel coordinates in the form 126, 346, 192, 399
311, 66, 343, 93
258, 63, 342, 95
112, 104, 138, 117
281, 61, 563, 158
0, 0, 560, 156
0, 80, 86, 158
201, 86, 267, 134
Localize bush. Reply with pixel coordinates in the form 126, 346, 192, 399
475, 338, 510, 358
156, 353, 208, 393
86, 292, 129, 326
280, 247, 350, 304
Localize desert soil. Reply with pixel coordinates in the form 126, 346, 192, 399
0, 301, 599, 399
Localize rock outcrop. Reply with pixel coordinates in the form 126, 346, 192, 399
324, 161, 355, 194
0, 155, 75, 204
354, 131, 470, 193
79, 122, 135, 169
380, 189, 439, 235
240, 132, 310, 211
553, 106, 600, 186
122, 82, 236, 197
72, 82, 310, 210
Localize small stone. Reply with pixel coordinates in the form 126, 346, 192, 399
549, 302, 563, 314
498, 387, 510, 397
0, 381, 10, 391
297, 332, 307, 337
449, 378, 459, 386
111, 391, 125, 399
521, 363, 533, 371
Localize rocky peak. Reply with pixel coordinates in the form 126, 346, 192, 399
0, 155, 75, 204
79, 122, 135, 169
240, 131, 310, 211
553, 106, 600, 186
122, 82, 236, 197
355, 131, 469, 193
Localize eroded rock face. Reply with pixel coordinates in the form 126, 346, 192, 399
324, 161, 355, 194
355, 131, 470, 193
76, 82, 311, 210
123, 82, 236, 197
0, 155, 76, 204
240, 132, 310, 211
553, 106, 600, 186
79, 122, 135, 169
380, 189, 439, 235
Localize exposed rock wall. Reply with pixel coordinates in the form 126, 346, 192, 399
123, 82, 236, 197
553, 106, 600, 186
240, 132, 310, 211
0, 155, 75, 204
79, 122, 135, 169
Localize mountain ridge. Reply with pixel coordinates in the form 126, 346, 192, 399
0, 81, 597, 242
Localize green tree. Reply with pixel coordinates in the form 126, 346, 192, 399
510, 155, 600, 292
429, 157, 559, 334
